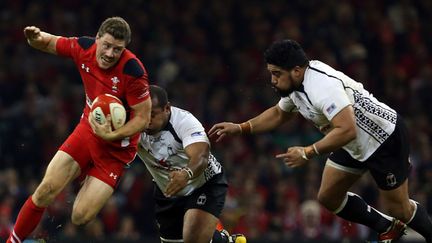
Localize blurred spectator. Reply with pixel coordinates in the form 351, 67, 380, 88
114, 215, 141, 241
298, 200, 322, 239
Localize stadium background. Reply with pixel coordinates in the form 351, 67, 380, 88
1, 0, 431, 242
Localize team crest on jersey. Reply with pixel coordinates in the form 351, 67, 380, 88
111, 76, 120, 93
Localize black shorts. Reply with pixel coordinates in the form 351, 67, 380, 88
328, 115, 412, 190
154, 172, 228, 241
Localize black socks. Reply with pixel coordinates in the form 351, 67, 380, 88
335, 192, 392, 233
406, 199, 432, 242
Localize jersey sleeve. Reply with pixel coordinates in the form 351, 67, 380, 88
126, 77, 150, 106
124, 58, 151, 106
56, 37, 79, 60
177, 114, 210, 148
278, 97, 297, 112
313, 78, 351, 121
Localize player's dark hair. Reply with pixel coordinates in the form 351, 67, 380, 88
149, 85, 168, 108
97, 16, 131, 45
264, 39, 309, 70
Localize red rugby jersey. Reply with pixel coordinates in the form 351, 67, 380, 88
56, 36, 150, 148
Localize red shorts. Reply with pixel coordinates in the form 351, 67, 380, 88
59, 121, 137, 188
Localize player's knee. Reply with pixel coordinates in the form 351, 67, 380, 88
71, 209, 95, 226
33, 182, 59, 207
317, 190, 337, 210
317, 190, 328, 205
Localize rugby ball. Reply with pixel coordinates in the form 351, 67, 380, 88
90, 94, 126, 130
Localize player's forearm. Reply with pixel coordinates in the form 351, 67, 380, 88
306, 105, 357, 158
243, 105, 290, 134
183, 142, 210, 179
108, 98, 151, 141
186, 153, 209, 180
306, 126, 356, 158
109, 115, 150, 141
27, 32, 59, 54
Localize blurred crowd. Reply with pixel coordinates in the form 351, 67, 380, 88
1, 0, 432, 242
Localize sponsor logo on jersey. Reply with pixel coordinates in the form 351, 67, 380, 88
326, 103, 337, 114
191, 131, 204, 137
81, 63, 90, 73
109, 172, 118, 180
138, 89, 149, 99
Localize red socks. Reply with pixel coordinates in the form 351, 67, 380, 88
7, 196, 45, 243
216, 220, 224, 231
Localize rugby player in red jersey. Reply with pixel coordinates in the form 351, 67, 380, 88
7, 17, 151, 243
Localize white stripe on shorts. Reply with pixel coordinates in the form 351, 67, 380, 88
160, 236, 184, 242
325, 159, 366, 175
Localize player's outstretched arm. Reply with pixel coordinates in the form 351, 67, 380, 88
275, 105, 356, 168
23, 26, 60, 54
208, 122, 242, 142
209, 104, 292, 142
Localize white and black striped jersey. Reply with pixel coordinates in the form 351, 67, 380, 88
137, 106, 222, 197
278, 60, 397, 161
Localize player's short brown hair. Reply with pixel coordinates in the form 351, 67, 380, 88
149, 85, 169, 109
97, 17, 131, 45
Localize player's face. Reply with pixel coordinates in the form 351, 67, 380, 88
95, 33, 126, 69
267, 64, 302, 97
145, 102, 170, 135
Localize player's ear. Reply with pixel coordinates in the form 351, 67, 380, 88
292, 66, 303, 77
164, 102, 171, 112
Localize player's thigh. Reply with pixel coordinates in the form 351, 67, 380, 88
319, 158, 363, 210
183, 174, 227, 241
41, 151, 81, 185
366, 114, 411, 191
154, 184, 186, 241
183, 208, 218, 243
33, 151, 81, 205
72, 176, 114, 223
74, 146, 127, 220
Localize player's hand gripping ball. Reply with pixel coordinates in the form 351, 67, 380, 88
90, 94, 126, 130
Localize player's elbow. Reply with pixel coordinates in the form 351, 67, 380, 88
201, 154, 209, 167
196, 151, 210, 170
343, 126, 357, 142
